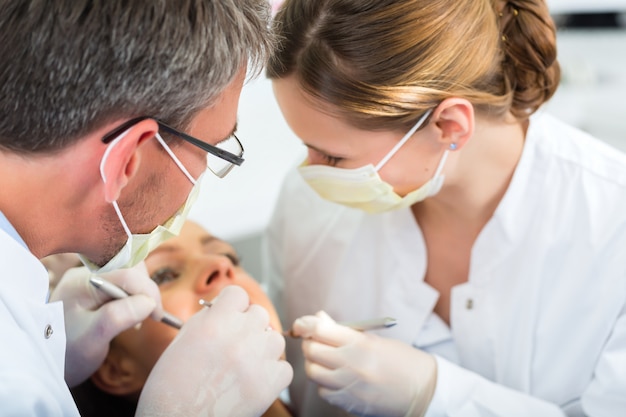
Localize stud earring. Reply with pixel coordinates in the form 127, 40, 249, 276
449, 143, 458, 150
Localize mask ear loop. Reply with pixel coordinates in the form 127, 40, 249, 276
100, 128, 135, 241
100, 128, 199, 241
375, 109, 433, 172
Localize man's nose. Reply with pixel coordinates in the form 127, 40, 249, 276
195, 255, 234, 294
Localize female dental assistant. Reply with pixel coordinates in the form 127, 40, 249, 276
262, 0, 626, 416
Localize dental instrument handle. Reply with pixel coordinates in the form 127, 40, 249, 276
89, 276, 183, 330
339, 317, 397, 331
283, 316, 397, 338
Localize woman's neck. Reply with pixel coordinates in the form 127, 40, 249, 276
414, 114, 527, 232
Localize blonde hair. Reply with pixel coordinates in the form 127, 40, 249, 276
267, 0, 560, 130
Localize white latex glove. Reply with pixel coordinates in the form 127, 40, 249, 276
40, 253, 81, 289
136, 285, 293, 417
49, 262, 163, 387
293, 311, 437, 417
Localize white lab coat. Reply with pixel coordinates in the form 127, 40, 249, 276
263, 112, 626, 417
0, 227, 80, 416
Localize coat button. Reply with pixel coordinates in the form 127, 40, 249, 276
466, 298, 474, 310
44, 324, 54, 339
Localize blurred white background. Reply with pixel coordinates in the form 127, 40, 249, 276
190, 2, 626, 277
547, 0, 626, 13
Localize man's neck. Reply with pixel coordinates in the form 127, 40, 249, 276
0, 144, 101, 258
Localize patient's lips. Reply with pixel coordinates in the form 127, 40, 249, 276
198, 287, 283, 333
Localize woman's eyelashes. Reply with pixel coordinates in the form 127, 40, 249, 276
151, 267, 180, 285
223, 252, 240, 266
320, 153, 343, 166
315, 151, 344, 166
308, 147, 344, 166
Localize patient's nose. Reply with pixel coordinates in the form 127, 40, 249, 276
195, 255, 235, 294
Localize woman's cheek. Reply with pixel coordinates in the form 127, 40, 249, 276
243, 284, 283, 332
161, 289, 205, 322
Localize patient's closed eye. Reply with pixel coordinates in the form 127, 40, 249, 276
151, 267, 180, 285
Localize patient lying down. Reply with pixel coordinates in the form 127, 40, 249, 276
69, 220, 291, 417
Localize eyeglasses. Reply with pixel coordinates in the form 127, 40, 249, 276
102, 116, 245, 178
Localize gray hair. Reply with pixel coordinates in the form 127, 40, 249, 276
0, 0, 273, 154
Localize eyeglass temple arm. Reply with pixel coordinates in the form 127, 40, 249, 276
101, 116, 244, 166
156, 122, 244, 166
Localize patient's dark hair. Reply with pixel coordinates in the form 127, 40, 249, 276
71, 379, 136, 417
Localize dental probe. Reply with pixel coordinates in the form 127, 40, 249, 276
199, 298, 213, 308
198, 300, 395, 336
282, 316, 397, 338
89, 276, 184, 330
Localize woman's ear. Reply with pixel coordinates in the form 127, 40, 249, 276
431, 98, 474, 151
100, 119, 159, 203
90, 344, 147, 397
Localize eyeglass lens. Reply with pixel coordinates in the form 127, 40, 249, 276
208, 135, 243, 178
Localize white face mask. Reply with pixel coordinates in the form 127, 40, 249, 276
80, 129, 203, 274
298, 110, 450, 214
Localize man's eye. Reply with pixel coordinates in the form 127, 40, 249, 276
151, 267, 180, 285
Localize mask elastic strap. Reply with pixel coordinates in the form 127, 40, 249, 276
155, 133, 197, 185
99, 127, 136, 243
375, 109, 433, 172
100, 128, 132, 182
110, 134, 200, 243
99, 125, 196, 242
112, 200, 133, 240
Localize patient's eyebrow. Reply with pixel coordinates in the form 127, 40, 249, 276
148, 244, 181, 257
201, 235, 238, 255
201, 235, 219, 246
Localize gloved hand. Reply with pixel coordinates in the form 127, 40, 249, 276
136, 285, 293, 417
49, 262, 163, 387
40, 253, 81, 289
293, 311, 437, 417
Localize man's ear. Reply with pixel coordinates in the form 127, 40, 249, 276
90, 344, 148, 396
431, 98, 474, 151
100, 119, 159, 203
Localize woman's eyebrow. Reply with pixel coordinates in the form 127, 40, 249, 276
147, 244, 181, 257
201, 235, 238, 254
201, 235, 219, 246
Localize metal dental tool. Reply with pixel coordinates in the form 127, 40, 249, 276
197, 299, 396, 337
89, 276, 183, 329
282, 316, 397, 338
199, 298, 213, 308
